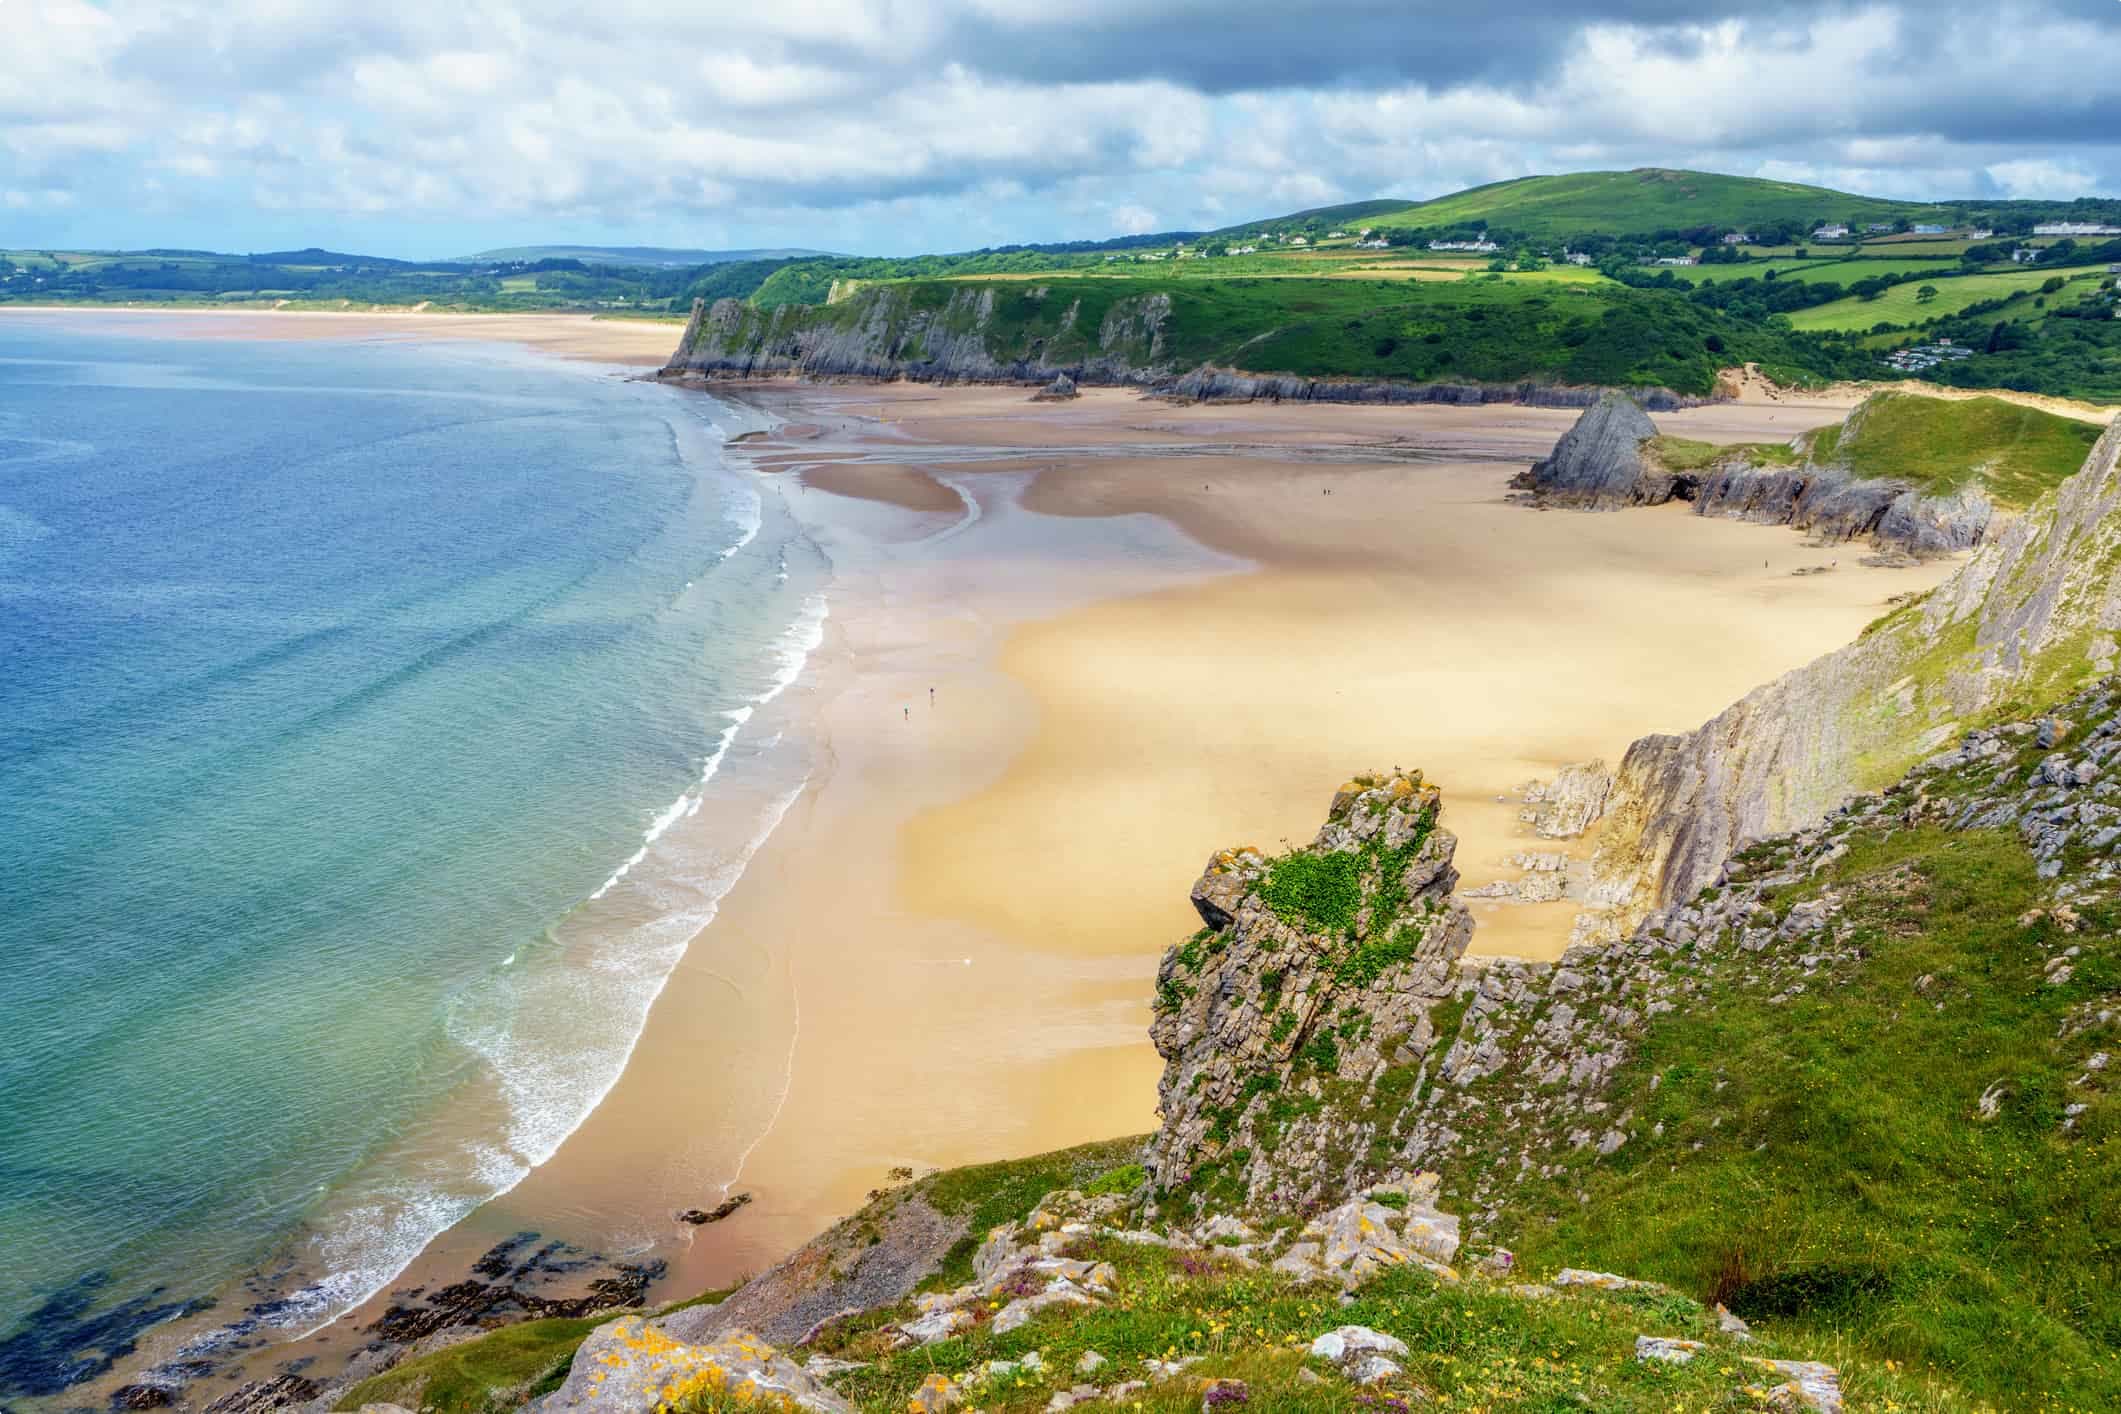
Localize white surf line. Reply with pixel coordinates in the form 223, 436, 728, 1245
720, 964, 801, 1199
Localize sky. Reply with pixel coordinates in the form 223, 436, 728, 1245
6, 0, 2121, 259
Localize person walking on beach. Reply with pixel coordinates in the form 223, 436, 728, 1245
903, 706, 909, 721
929, 686, 935, 706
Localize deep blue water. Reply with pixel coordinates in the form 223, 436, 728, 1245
0, 324, 821, 1395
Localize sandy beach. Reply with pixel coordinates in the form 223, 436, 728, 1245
56, 319, 1969, 1398
0, 306, 685, 366
212, 370, 1968, 1395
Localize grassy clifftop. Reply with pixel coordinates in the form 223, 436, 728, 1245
671, 274, 1860, 395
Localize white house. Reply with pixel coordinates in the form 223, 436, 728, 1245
2011, 248, 2039, 264
1966, 229, 1995, 240
1721, 232, 1750, 245
2034, 222, 2121, 237
1428, 239, 1500, 254
1655, 256, 1699, 267
1912, 224, 1947, 235
1564, 252, 1594, 266
1813, 224, 1851, 240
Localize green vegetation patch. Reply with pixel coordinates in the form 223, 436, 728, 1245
1832, 392, 2105, 505
1484, 827, 2121, 1409
1645, 434, 1802, 472
1365, 168, 1931, 240
796, 1237, 1951, 1412
333, 1314, 615, 1413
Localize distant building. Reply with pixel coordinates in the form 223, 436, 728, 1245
1356, 239, 1390, 250
2011, 248, 2039, 264
1813, 224, 1851, 240
1866, 222, 1894, 232
1912, 224, 1947, 235
2034, 222, 2121, 237
1564, 251, 1594, 266
2110, 263, 2121, 274
1428, 239, 1500, 253
1721, 232, 1750, 245
1655, 256, 1699, 266
1289, 236, 1308, 246
1326, 230, 1346, 238
1966, 229, 1995, 240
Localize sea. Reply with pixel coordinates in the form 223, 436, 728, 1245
0, 321, 826, 1399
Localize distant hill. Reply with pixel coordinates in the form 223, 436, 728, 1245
457, 245, 836, 268
1367, 168, 1932, 237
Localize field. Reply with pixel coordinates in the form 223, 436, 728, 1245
1789, 263, 2108, 331
1733, 256, 1965, 284
1362, 168, 1932, 239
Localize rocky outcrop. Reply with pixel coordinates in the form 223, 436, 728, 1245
1163, 368, 1698, 410
1516, 392, 2024, 555
1690, 460, 1992, 553
1573, 420, 2121, 942
1030, 372, 1079, 401
1509, 392, 1666, 508
534, 1320, 849, 1413
662, 1189, 962, 1349
1146, 773, 1474, 1213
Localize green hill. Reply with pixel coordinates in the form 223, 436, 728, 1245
457, 245, 835, 267
1363, 168, 1933, 238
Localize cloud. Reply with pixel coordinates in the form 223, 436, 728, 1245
1, 0, 2116, 254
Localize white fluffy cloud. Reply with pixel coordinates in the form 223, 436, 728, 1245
2, 0, 2117, 255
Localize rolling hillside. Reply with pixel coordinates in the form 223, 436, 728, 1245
1365, 168, 1932, 237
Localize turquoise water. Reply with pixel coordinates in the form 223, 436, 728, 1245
0, 324, 823, 1395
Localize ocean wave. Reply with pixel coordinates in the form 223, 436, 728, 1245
263, 591, 833, 1343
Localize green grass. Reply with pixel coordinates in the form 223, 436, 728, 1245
1789, 264, 2107, 331
1482, 825, 2121, 1409
1363, 168, 1934, 239
333, 1314, 614, 1414
795, 1233, 1955, 1412
1828, 392, 2105, 505
920, 1138, 1149, 1290
1645, 434, 1802, 472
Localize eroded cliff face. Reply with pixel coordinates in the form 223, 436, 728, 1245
660, 287, 1173, 385
1574, 419, 2121, 943
659, 293, 1700, 408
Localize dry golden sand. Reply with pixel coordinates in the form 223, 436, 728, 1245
0, 305, 686, 366
231, 376, 1962, 1383
478, 381, 1952, 1296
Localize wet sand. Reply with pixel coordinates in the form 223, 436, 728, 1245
202, 376, 1959, 1393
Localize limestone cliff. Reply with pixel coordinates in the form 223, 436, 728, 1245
659, 292, 1700, 408
1574, 417, 2121, 942
1144, 772, 1473, 1214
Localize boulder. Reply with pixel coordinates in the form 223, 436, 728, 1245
1031, 373, 1080, 401
532, 1319, 849, 1413
1512, 393, 1665, 508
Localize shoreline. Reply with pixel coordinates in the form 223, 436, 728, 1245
0, 305, 687, 367
102, 368, 1960, 1408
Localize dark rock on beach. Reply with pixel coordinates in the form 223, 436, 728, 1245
678, 1192, 753, 1226
1509, 391, 1664, 507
